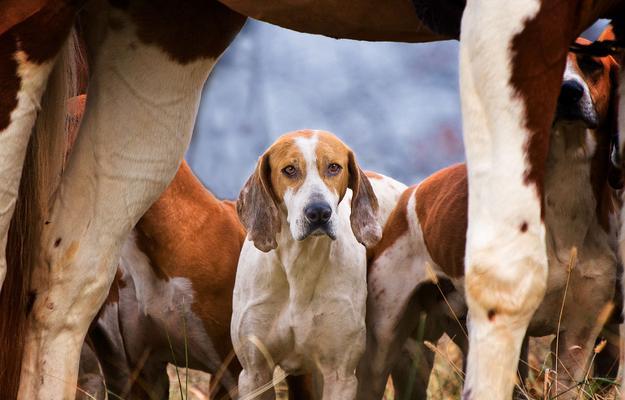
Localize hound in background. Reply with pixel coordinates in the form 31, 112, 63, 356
80, 160, 244, 399
232, 130, 382, 399
358, 34, 622, 400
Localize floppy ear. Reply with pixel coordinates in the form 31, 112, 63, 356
237, 153, 281, 252
348, 151, 382, 248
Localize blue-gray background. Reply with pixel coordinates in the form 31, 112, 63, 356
187, 19, 607, 199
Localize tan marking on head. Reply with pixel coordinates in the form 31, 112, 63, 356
315, 131, 351, 200
264, 133, 308, 203
364, 171, 384, 180
570, 37, 618, 126
264, 130, 352, 203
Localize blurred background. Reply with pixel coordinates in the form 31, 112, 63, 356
187, 19, 608, 199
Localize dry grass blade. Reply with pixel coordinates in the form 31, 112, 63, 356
554, 247, 577, 395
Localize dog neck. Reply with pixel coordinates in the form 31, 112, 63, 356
273, 204, 357, 306
544, 122, 599, 258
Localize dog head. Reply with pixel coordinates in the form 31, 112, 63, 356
555, 31, 621, 188
238, 130, 381, 252
556, 37, 619, 130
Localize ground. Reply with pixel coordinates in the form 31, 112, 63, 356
165, 334, 620, 399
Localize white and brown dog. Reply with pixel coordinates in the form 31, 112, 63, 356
232, 130, 388, 399
358, 35, 622, 400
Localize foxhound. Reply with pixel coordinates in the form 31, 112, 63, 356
232, 130, 384, 399
359, 34, 622, 400
3, 1, 625, 398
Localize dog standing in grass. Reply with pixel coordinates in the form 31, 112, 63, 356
358, 31, 622, 400
232, 130, 382, 399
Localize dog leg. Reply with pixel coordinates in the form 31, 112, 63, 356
17, 4, 244, 398
459, 1, 577, 398
320, 371, 358, 400
391, 337, 436, 400
238, 367, 276, 400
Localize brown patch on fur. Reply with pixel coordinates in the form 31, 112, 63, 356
0, 0, 48, 37
134, 160, 246, 390
510, 0, 619, 204
367, 186, 415, 264
364, 170, 383, 180
219, 0, 447, 42
520, 221, 528, 233
415, 163, 468, 278
316, 132, 351, 200
0, 44, 19, 132
118, 0, 246, 64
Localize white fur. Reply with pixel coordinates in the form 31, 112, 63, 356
232, 144, 388, 400
18, 9, 219, 399
562, 59, 597, 126
284, 132, 340, 240
0, 53, 54, 288
459, 0, 546, 398
367, 173, 407, 225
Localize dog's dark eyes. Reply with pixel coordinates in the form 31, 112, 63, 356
578, 56, 603, 74
282, 165, 297, 177
327, 163, 342, 176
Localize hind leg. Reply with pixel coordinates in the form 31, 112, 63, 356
17, 3, 244, 399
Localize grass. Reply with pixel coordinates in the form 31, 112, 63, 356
165, 334, 620, 399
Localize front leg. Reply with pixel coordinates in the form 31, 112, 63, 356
18, 3, 244, 399
459, 1, 577, 398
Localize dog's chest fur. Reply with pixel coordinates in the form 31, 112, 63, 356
528, 124, 616, 335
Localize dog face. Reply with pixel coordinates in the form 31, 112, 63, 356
238, 130, 381, 252
556, 37, 618, 129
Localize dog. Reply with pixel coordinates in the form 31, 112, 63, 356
232, 129, 387, 399
358, 35, 622, 400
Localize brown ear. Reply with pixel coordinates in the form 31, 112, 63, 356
237, 153, 280, 252
348, 151, 382, 248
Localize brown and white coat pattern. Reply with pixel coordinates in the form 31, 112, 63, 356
359, 38, 621, 400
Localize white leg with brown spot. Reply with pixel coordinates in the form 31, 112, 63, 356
0, 53, 55, 289
17, 10, 218, 399
459, 1, 548, 398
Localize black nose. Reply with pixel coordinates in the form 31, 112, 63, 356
559, 80, 584, 104
304, 202, 332, 224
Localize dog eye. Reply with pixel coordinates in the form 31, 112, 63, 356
327, 163, 342, 176
282, 165, 297, 177
578, 56, 603, 74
